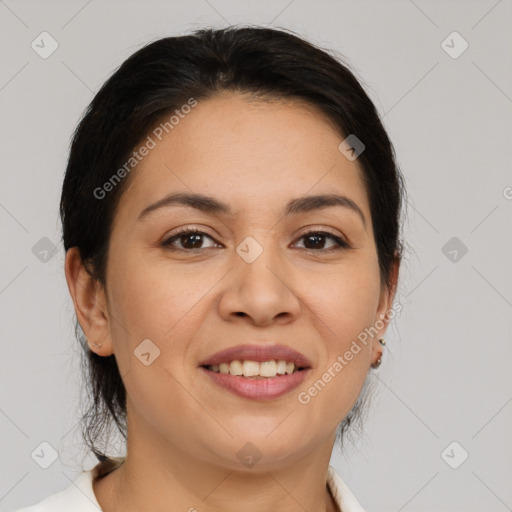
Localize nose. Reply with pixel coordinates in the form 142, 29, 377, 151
217, 246, 301, 327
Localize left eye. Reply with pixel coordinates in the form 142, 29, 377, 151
161, 229, 349, 252
294, 231, 349, 251
162, 228, 219, 250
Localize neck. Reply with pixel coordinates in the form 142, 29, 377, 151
93, 406, 340, 512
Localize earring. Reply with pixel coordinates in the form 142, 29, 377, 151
93, 342, 102, 349
371, 356, 382, 368
371, 338, 385, 368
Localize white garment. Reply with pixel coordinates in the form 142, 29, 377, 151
14, 465, 365, 512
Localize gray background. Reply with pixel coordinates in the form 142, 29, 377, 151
1, 1, 511, 511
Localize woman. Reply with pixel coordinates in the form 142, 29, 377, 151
17, 25, 404, 512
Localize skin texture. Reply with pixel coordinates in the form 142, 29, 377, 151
65, 91, 399, 512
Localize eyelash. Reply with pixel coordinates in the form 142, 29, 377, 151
161, 227, 351, 253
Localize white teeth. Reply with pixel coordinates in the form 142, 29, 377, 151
242, 360, 260, 377
259, 360, 277, 377
230, 360, 243, 376
207, 359, 300, 377
276, 360, 287, 374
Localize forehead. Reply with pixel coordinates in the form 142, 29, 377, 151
116, 92, 370, 224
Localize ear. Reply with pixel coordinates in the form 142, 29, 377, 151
64, 247, 114, 356
371, 255, 400, 364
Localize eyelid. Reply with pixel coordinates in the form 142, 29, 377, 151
161, 225, 351, 252
294, 223, 350, 242
293, 229, 351, 250
295, 225, 345, 240
162, 226, 221, 248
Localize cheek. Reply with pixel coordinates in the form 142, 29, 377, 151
105, 257, 209, 436
105, 243, 380, 444
300, 257, 381, 344
105, 252, 217, 396
108, 251, 214, 341
295, 259, 380, 406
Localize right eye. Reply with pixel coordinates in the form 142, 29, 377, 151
161, 227, 222, 251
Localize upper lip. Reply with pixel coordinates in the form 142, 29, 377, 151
198, 344, 313, 369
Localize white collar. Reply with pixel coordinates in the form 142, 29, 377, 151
35, 465, 365, 512
327, 465, 366, 512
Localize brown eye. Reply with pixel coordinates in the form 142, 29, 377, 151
161, 228, 350, 253
295, 231, 350, 252
162, 228, 220, 251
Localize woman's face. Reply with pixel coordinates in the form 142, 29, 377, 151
74, 92, 397, 470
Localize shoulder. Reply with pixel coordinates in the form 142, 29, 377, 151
327, 465, 366, 512
13, 471, 101, 512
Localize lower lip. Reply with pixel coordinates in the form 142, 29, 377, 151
199, 367, 310, 400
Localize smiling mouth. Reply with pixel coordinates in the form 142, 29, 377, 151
201, 360, 307, 378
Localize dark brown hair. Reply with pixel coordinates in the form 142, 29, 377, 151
60, 25, 405, 479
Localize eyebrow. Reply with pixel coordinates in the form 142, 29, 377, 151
138, 192, 366, 227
